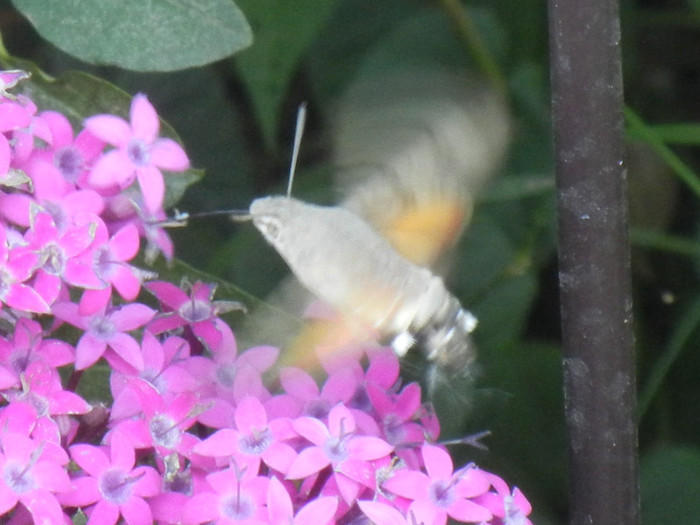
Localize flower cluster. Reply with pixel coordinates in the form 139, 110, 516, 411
0, 70, 533, 524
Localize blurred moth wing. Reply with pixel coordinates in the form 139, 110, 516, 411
334, 68, 510, 268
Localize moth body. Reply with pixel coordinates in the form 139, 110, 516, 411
249, 195, 477, 371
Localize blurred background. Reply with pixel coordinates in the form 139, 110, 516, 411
3, 0, 700, 522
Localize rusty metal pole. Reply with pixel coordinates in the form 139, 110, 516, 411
548, 1, 639, 524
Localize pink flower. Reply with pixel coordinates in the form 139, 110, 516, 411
146, 280, 244, 351
78, 220, 144, 315
0, 225, 48, 314
287, 403, 394, 504
85, 93, 189, 212
0, 318, 74, 388
23, 211, 102, 305
383, 444, 492, 525
110, 331, 196, 395
473, 472, 534, 525
52, 301, 155, 370
37, 110, 106, 186
109, 378, 200, 458
0, 429, 71, 524
195, 395, 297, 474
62, 434, 160, 524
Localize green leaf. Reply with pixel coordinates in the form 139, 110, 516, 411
641, 446, 700, 525
10, 0, 252, 72
0, 47, 202, 208
234, 0, 338, 151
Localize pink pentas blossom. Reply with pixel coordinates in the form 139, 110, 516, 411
52, 301, 155, 370
37, 110, 106, 187
110, 331, 196, 395
288, 403, 394, 505
473, 472, 533, 525
146, 280, 244, 351
0, 429, 71, 524
85, 93, 190, 212
195, 395, 297, 475
23, 211, 103, 305
383, 444, 492, 525
0, 317, 74, 388
109, 378, 200, 459
0, 224, 49, 314
62, 433, 161, 524
78, 219, 145, 315
9, 99, 52, 169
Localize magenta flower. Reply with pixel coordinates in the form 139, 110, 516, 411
0, 225, 48, 314
383, 444, 492, 525
0, 430, 71, 524
62, 434, 160, 524
367, 381, 428, 468
78, 220, 144, 315
109, 379, 200, 458
146, 280, 244, 351
0, 318, 74, 388
37, 110, 106, 186
473, 472, 533, 525
267, 475, 338, 525
23, 211, 103, 305
52, 301, 155, 370
183, 462, 270, 524
110, 331, 196, 395
195, 395, 297, 474
85, 93, 190, 212
287, 403, 394, 504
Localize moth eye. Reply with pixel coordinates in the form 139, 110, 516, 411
254, 216, 282, 242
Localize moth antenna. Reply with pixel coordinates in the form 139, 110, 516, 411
286, 102, 308, 198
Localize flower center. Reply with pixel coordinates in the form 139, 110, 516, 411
89, 315, 116, 340
99, 468, 135, 505
127, 138, 150, 167
215, 364, 236, 388
150, 414, 181, 449
3, 462, 35, 494
93, 245, 116, 280
221, 492, 254, 520
239, 428, 272, 455
429, 479, 455, 509
54, 146, 83, 182
178, 299, 212, 323
324, 435, 349, 463
40, 242, 66, 276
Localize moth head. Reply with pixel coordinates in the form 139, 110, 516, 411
249, 196, 294, 245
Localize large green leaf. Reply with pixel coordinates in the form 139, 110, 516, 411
10, 0, 252, 71
234, 0, 338, 151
